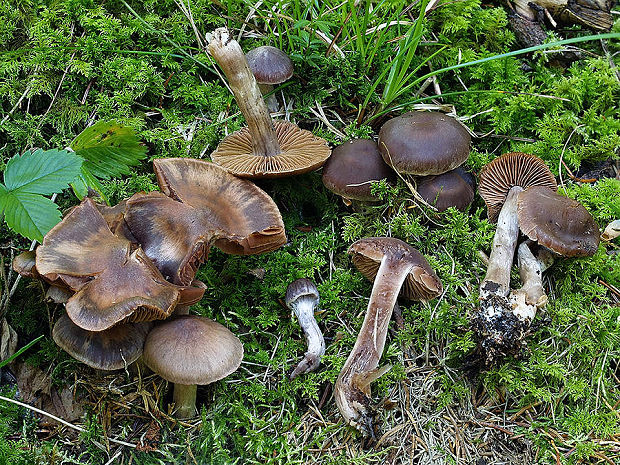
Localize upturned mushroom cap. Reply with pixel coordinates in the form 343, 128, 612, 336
416, 167, 475, 212
153, 158, 287, 255
52, 314, 150, 370
478, 152, 557, 223
517, 186, 600, 257
211, 120, 332, 178
142, 315, 243, 385
322, 139, 396, 202
378, 112, 470, 176
36, 198, 203, 331
348, 237, 442, 301
246, 46, 293, 85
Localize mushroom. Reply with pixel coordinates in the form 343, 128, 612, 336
321, 139, 396, 208
35, 198, 205, 331
142, 315, 243, 419
335, 237, 442, 437
415, 167, 475, 212
246, 45, 293, 113
285, 278, 324, 379
475, 152, 557, 362
601, 219, 620, 241
378, 111, 471, 176
52, 314, 151, 370
207, 28, 331, 178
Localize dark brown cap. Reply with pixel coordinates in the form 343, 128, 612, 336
211, 120, 331, 178
53, 314, 150, 370
517, 186, 600, 257
378, 112, 470, 176
153, 158, 287, 255
348, 237, 442, 301
322, 139, 396, 202
285, 278, 319, 308
142, 315, 243, 385
416, 167, 475, 212
246, 46, 293, 85
478, 152, 557, 222
36, 198, 202, 331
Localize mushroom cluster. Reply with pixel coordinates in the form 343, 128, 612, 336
474, 152, 600, 363
13, 157, 287, 417
321, 111, 475, 212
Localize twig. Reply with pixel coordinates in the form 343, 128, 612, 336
0, 395, 136, 448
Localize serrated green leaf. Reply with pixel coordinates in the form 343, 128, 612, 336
3, 149, 83, 195
2, 191, 63, 242
70, 121, 147, 179
71, 166, 108, 203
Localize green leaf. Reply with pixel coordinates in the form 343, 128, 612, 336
70, 121, 147, 179
0, 183, 7, 213
3, 149, 83, 195
2, 192, 63, 242
70, 166, 108, 203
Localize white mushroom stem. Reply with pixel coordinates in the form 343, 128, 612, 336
510, 241, 549, 322
258, 83, 280, 113
480, 186, 523, 301
207, 28, 281, 157
334, 255, 412, 437
290, 299, 325, 380
173, 384, 197, 419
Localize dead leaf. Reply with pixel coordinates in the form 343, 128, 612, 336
0, 318, 17, 362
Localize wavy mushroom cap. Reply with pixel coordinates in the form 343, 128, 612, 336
153, 158, 287, 255
478, 152, 557, 222
246, 45, 293, 85
416, 167, 475, 211
211, 120, 331, 178
35, 198, 202, 331
142, 315, 244, 385
53, 314, 150, 370
378, 112, 470, 176
348, 237, 443, 301
518, 186, 600, 257
322, 139, 396, 202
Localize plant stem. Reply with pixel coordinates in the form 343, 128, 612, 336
207, 28, 281, 157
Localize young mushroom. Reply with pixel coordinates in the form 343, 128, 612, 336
246, 45, 293, 113
142, 315, 243, 419
335, 237, 442, 437
415, 167, 475, 212
207, 28, 331, 178
475, 152, 557, 363
285, 278, 324, 379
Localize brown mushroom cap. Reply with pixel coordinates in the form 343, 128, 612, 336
478, 152, 557, 223
348, 237, 442, 301
12, 251, 38, 278
378, 112, 470, 176
53, 314, 150, 370
153, 158, 287, 255
36, 198, 201, 331
322, 139, 396, 202
517, 186, 600, 257
142, 315, 243, 385
416, 167, 475, 212
246, 46, 293, 85
211, 120, 331, 178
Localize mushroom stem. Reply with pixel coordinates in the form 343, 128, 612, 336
475, 186, 524, 363
257, 83, 279, 113
290, 303, 325, 380
480, 186, 523, 299
173, 383, 197, 419
334, 255, 412, 437
207, 28, 281, 158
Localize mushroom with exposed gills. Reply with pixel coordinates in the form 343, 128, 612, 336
52, 314, 151, 370
35, 198, 205, 332
142, 315, 243, 419
335, 238, 442, 437
207, 28, 331, 178
475, 152, 557, 362
285, 278, 324, 379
